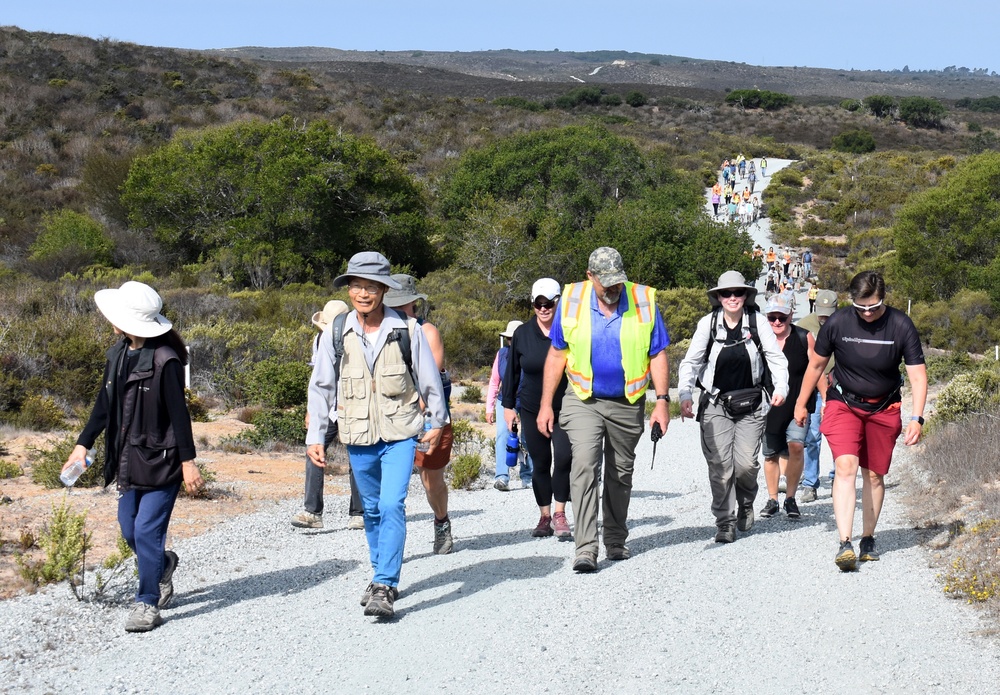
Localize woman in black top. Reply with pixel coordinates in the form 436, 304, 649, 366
64, 281, 201, 633
503, 278, 573, 539
759, 294, 816, 521
795, 270, 927, 571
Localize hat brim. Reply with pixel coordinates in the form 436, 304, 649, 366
816, 306, 837, 317
383, 292, 427, 308
311, 311, 327, 330
707, 285, 759, 309
94, 289, 172, 338
332, 273, 402, 290
593, 271, 627, 287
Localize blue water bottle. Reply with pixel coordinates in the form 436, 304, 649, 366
505, 423, 520, 468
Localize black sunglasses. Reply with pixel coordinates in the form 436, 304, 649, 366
766, 314, 790, 324
718, 289, 746, 298
533, 298, 557, 310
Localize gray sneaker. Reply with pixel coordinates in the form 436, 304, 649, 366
158, 550, 179, 609
800, 487, 818, 503
125, 602, 163, 633
291, 510, 323, 529
433, 520, 454, 555
363, 583, 396, 617
361, 582, 399, 606
736, 504, 755, 532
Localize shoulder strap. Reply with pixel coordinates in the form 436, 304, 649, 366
701, 307, 722, 363
386, 316, 419, 392
331, 312, 348, 372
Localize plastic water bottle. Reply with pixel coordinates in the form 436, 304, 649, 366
505, 424, 520, 468
60, 449, 96, 487
416, 413, 432, 453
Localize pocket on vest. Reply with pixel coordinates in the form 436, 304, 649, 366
340, 368, 366, 399
128, 445, 181, 488
380, 364, 409, 397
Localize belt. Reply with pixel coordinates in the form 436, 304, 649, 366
841, 389, 889, 405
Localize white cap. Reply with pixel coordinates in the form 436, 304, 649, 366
531, 278, 561, 301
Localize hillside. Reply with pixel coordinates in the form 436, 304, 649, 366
212, 47, 1000, 100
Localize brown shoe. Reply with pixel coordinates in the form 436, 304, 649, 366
572, 551, 597, 573
605, 544, 631, 561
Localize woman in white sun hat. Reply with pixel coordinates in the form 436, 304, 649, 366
64, 281, 201, 634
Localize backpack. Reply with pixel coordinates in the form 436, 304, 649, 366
329, 311, 418, 391
700, 307, 774, 396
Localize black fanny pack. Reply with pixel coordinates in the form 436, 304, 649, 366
718, 387, 763, 417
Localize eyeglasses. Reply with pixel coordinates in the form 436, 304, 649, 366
852, 299, 884, 314
348, 282, 383, 295
718, 289, 746, 299
533, 298, 557, 310
766, 314, 790, 324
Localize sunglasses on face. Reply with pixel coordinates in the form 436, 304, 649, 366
767, 314, 790, 324
718, 289, 746, 299
534, 298, 557, 310
852, 299, 884, 314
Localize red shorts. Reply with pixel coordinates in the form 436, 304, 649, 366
820, 399, 902, 476
414, 423, 453, 471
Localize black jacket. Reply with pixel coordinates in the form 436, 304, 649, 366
78, 336, 195, 491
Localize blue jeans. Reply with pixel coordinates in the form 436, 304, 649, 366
118, 483, 181, 606
493, 401, 533, 485
348, 438, 417, 588
304, 421, 362, 517
802, 392, 823, 489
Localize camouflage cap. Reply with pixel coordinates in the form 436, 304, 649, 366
815, 289, 839, 317
587, 247, 627, 286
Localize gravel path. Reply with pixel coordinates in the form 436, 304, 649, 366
4, 160, 1000, 693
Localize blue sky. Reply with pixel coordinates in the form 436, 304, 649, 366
3, 1, 995, 72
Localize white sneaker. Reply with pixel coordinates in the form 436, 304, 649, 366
125, 602, 163, 633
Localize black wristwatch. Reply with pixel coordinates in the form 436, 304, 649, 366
656, 394, 671, 402
911, 415, 924, 425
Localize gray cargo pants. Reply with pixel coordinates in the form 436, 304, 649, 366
700, 400, 765, 526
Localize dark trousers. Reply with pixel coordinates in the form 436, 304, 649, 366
118, 483, 181, 606
305, 421, 362, 517
520, 408, 573, 508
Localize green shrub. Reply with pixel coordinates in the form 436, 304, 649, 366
898, 96, 947, 129
925, 352, 976, 384
451, 418, 488, 459
234, 406, 306, 448
832, 129, 876, 154
554, 87, 603, 109
28, 210, 114, 279
448, 454, 482, 490
29, 434, 105, 489
14, 395, 67, 432
239, 357, 311, 409
840, 99, 862, 112
16, 498, 92, 589
600, 94, 623, 106
186, 389, 211, 422
0, 460, 22, 478
725, 89, 793, 111
625, 91, 648, 107
461, 384, 483, 403
864, 94, 897, 119
932, 373, 1000, 424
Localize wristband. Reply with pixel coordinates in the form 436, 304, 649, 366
656, 394, 671, 402
911, 415, 924, 425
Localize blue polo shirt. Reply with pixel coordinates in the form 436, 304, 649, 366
550, 287, 670, 398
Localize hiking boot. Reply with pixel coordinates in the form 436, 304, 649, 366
124, 602, 163, 633
572, 551, 597, 573
778, 475, 787, 493
347, 515, 365, 530
736, 504, 754, 532
360, 581, 399, 607
291, 510, 323, 529
552, 512, 572, 540
859, 535, 880, 562
531, 514, 554, 537
800, 487, 818, 503
493, 479, 509, 492
835, 540, 858, 571
759, 498, 780, 518
783, 498, 801, 519
158, 550, 178, 609
433, 519, 454, 554
363, 583, 396, 617
605, 544, 631, 561
715, 523, 736, 544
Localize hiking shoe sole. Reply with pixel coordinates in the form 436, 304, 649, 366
573, 552, 597, 573
158, 550, 178, 609
836, 546, 858, 572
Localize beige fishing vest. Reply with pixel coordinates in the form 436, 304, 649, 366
337, 322, 422, 446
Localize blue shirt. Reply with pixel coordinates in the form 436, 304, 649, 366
550, 287, 670, 398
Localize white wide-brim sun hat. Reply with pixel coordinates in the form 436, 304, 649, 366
94, 281, 172, 338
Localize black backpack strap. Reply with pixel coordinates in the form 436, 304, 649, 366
385, 316, 419, 393
745, 309, 774, 396
701, 307, 722, 364
330, 312, 348, 382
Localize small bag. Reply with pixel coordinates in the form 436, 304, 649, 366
719, 387, 763, 417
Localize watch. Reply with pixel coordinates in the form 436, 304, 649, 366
911, 415, 924, 425
656, 394, 671, 402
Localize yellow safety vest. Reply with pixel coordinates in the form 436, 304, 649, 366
559, 281, 657, 403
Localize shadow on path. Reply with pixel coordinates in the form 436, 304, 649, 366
168, 558, 360, 621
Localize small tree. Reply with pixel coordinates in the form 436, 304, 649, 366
863, 94, 897, 119
625, 91, 648, 107
898, 96, 947, 129
28, 210, 114, 279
